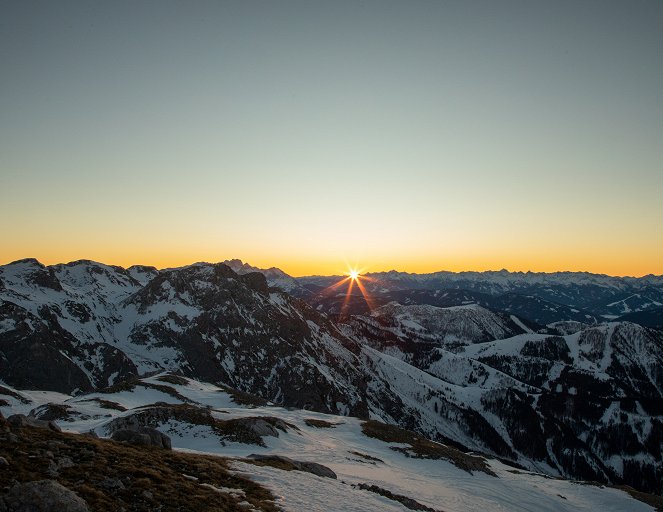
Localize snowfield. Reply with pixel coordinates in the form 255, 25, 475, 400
0, 374, 654, 512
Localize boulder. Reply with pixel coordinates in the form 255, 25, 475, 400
135, 426, 171, 449
6, 414, 29, 428
297, 460, 338, 479
247, 454, 337, 479
110, 427, 171, 449
6, 414, 61, 432
0, 480, 90, 511
231, 417, 289, 438
110, 429, 151, 447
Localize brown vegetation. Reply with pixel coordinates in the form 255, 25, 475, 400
156, 374, 190, 386
361, 420, 496, 476
217, 384, 268, 407
348, 451, 384, 463
355, 483, 443, 512
303, 418, 340, 428
0, 423, 278, 511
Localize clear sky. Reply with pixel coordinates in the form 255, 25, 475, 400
1, 1, 662, 276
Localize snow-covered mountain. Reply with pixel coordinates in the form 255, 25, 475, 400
195, 261, 663, 325
1, 258, 662, 497
0, 258, 368, 415
348, 302, 530, 350
344, 304, 663, 494
1, 373, 659, 512
222, 259, 304, 294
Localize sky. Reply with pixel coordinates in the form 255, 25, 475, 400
1, 1, 662, 277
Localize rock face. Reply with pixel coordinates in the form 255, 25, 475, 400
231, 417, 290, 438
0, 480, 90, 512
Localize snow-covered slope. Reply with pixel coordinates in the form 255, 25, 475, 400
346, 305, 663, 495
357, 302, 528, 350
0, 374, 657, 512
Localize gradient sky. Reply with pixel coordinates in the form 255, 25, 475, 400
1, 1, 662, 276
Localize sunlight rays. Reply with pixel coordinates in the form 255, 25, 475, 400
312, 265, 379, 318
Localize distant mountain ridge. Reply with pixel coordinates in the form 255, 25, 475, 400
197, 259, 663, 326
297, 268, 663, 322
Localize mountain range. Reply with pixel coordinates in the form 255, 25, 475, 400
1, 257, 662, 501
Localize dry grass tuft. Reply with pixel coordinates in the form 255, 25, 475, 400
612, 486, 663, 511
349, 451, 384, 463
0, 385, 30, 404
217, 384, 268, 407
361, 420, 496, 476
303, 418, 340, 428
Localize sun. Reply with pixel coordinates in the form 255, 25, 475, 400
349, 269, 360, 281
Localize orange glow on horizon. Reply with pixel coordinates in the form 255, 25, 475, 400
1, 249, 662, 279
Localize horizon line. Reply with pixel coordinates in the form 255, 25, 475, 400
2, 257, 662, 280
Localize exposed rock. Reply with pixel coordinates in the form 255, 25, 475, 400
46, 456, 74, 477
110, 427, 171, 449
6, 414, 29, 428
135, 426, 171, 449
355, 483, 440, 512
0, 479, 89, 512
110, 429, 151, 447
6, 414, 61, 432
98, 477, 125, 491
0, 416, 279, 511
247, 454, 337, 479
239, 272, 269, 293
230, 417, 290, 438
